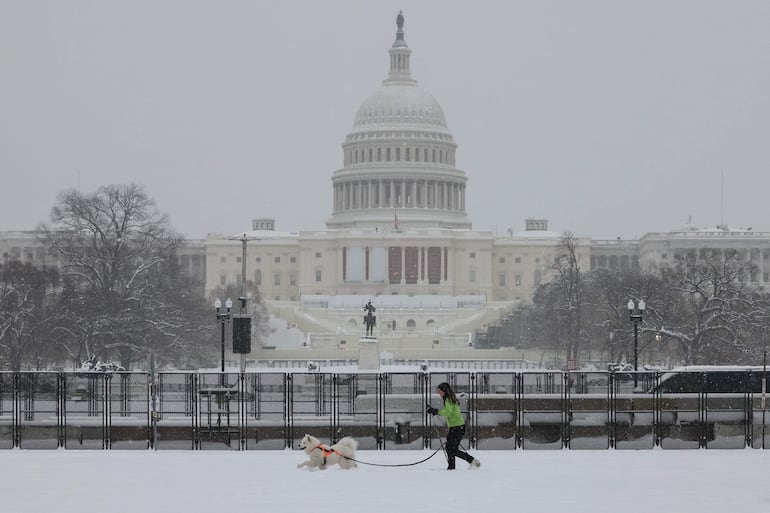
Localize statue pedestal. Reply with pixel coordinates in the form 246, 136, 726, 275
358, 336, 380, 371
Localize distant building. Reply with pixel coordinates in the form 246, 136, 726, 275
2, 15, 768, 356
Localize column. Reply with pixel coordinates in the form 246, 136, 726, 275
411, 180, 417, 208
401, 245, 406, 284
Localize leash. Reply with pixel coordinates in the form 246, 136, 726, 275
432, 413, 448, 462
343, 447, 443, 467
342, 413, 449, 468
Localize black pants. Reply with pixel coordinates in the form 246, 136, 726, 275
445, 425, 474, 469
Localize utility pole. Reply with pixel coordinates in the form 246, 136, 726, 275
240, 233, 247, 374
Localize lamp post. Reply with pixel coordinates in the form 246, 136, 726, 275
215, 298, 233, 374
627, 299, 645, 388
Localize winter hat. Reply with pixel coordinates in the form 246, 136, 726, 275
437, 382, 451, 393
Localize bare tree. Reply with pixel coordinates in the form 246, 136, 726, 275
0, 262, 59, 370
40, 184, 213, 368
651, 249, 762, 364
551, 232, 586, 365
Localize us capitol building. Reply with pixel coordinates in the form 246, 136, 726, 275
3, 15, 770, 363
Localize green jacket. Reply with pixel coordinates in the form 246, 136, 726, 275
438, 400, 465, 427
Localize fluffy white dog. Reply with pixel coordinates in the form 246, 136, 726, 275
297, 434, 358, 470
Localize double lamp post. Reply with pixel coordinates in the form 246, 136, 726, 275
214, 297, 233, 374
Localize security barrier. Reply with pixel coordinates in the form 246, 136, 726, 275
0, 370, 768, 450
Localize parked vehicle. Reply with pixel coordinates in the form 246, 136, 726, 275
650, 366, 770, 394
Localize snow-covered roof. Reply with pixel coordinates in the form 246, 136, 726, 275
510, 230, 562, 239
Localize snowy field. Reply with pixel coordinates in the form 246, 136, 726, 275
1, 449, 769, 513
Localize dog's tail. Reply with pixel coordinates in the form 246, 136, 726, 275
335, 437, 358, 451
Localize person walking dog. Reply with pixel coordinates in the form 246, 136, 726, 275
426, 382, 481, 470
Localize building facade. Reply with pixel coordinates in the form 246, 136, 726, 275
3, 15, 769, 350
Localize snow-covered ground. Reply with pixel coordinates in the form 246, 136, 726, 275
1, 449, 768, 513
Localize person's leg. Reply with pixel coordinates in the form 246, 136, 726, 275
445, 427, 464, 469
450, 425, 474, 464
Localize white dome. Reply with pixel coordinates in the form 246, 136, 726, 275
352, 84, 448, 132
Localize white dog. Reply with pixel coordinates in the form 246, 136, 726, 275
297, 434, 358, 470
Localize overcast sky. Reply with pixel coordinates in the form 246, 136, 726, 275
1, 1, 769, 240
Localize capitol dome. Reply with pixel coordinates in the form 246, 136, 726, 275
327, 13, 471, 231
352, 85, 449, 133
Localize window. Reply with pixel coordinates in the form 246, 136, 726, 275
255, 270, 262, 286
290, 256, 296, 263
661, 253, 668, 260
274, 273, 281, 286
405, 148, 410, 161
290, 273, 297, 286
534, 270, 542, 286
535, 258, 540, 263
315, 252, 322, 258
220, 256, 226, 263
236, 257, 241, 263
470, 252, 476, 259
764, 272, 769, 282
469, 269, 476, 282
515, 274, 521, 286
274, 256, 280, 263
498, 273, 506, 287
255, 257, 261, 263
315, 269, 322, 282
499, 257, 505, 263
396, 148, 400, 161
377, 148, 382, 161
386, 148, 391, 161
220, 274, 226, 286
515, 257, 521, 263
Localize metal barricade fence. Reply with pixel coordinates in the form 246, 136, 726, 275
0, 370, 768, 450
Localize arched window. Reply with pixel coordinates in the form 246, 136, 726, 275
386, 148, 391, 161
426, 319, 435, 327
396, 148, 401, 161
407, 319, 417, 331
377, 148, 382, 161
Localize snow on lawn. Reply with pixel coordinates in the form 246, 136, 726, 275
1, 449, 769, 513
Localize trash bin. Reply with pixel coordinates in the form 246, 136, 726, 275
395, 420, 411, 444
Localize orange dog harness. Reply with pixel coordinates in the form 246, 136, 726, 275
313, 443, 342, 466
